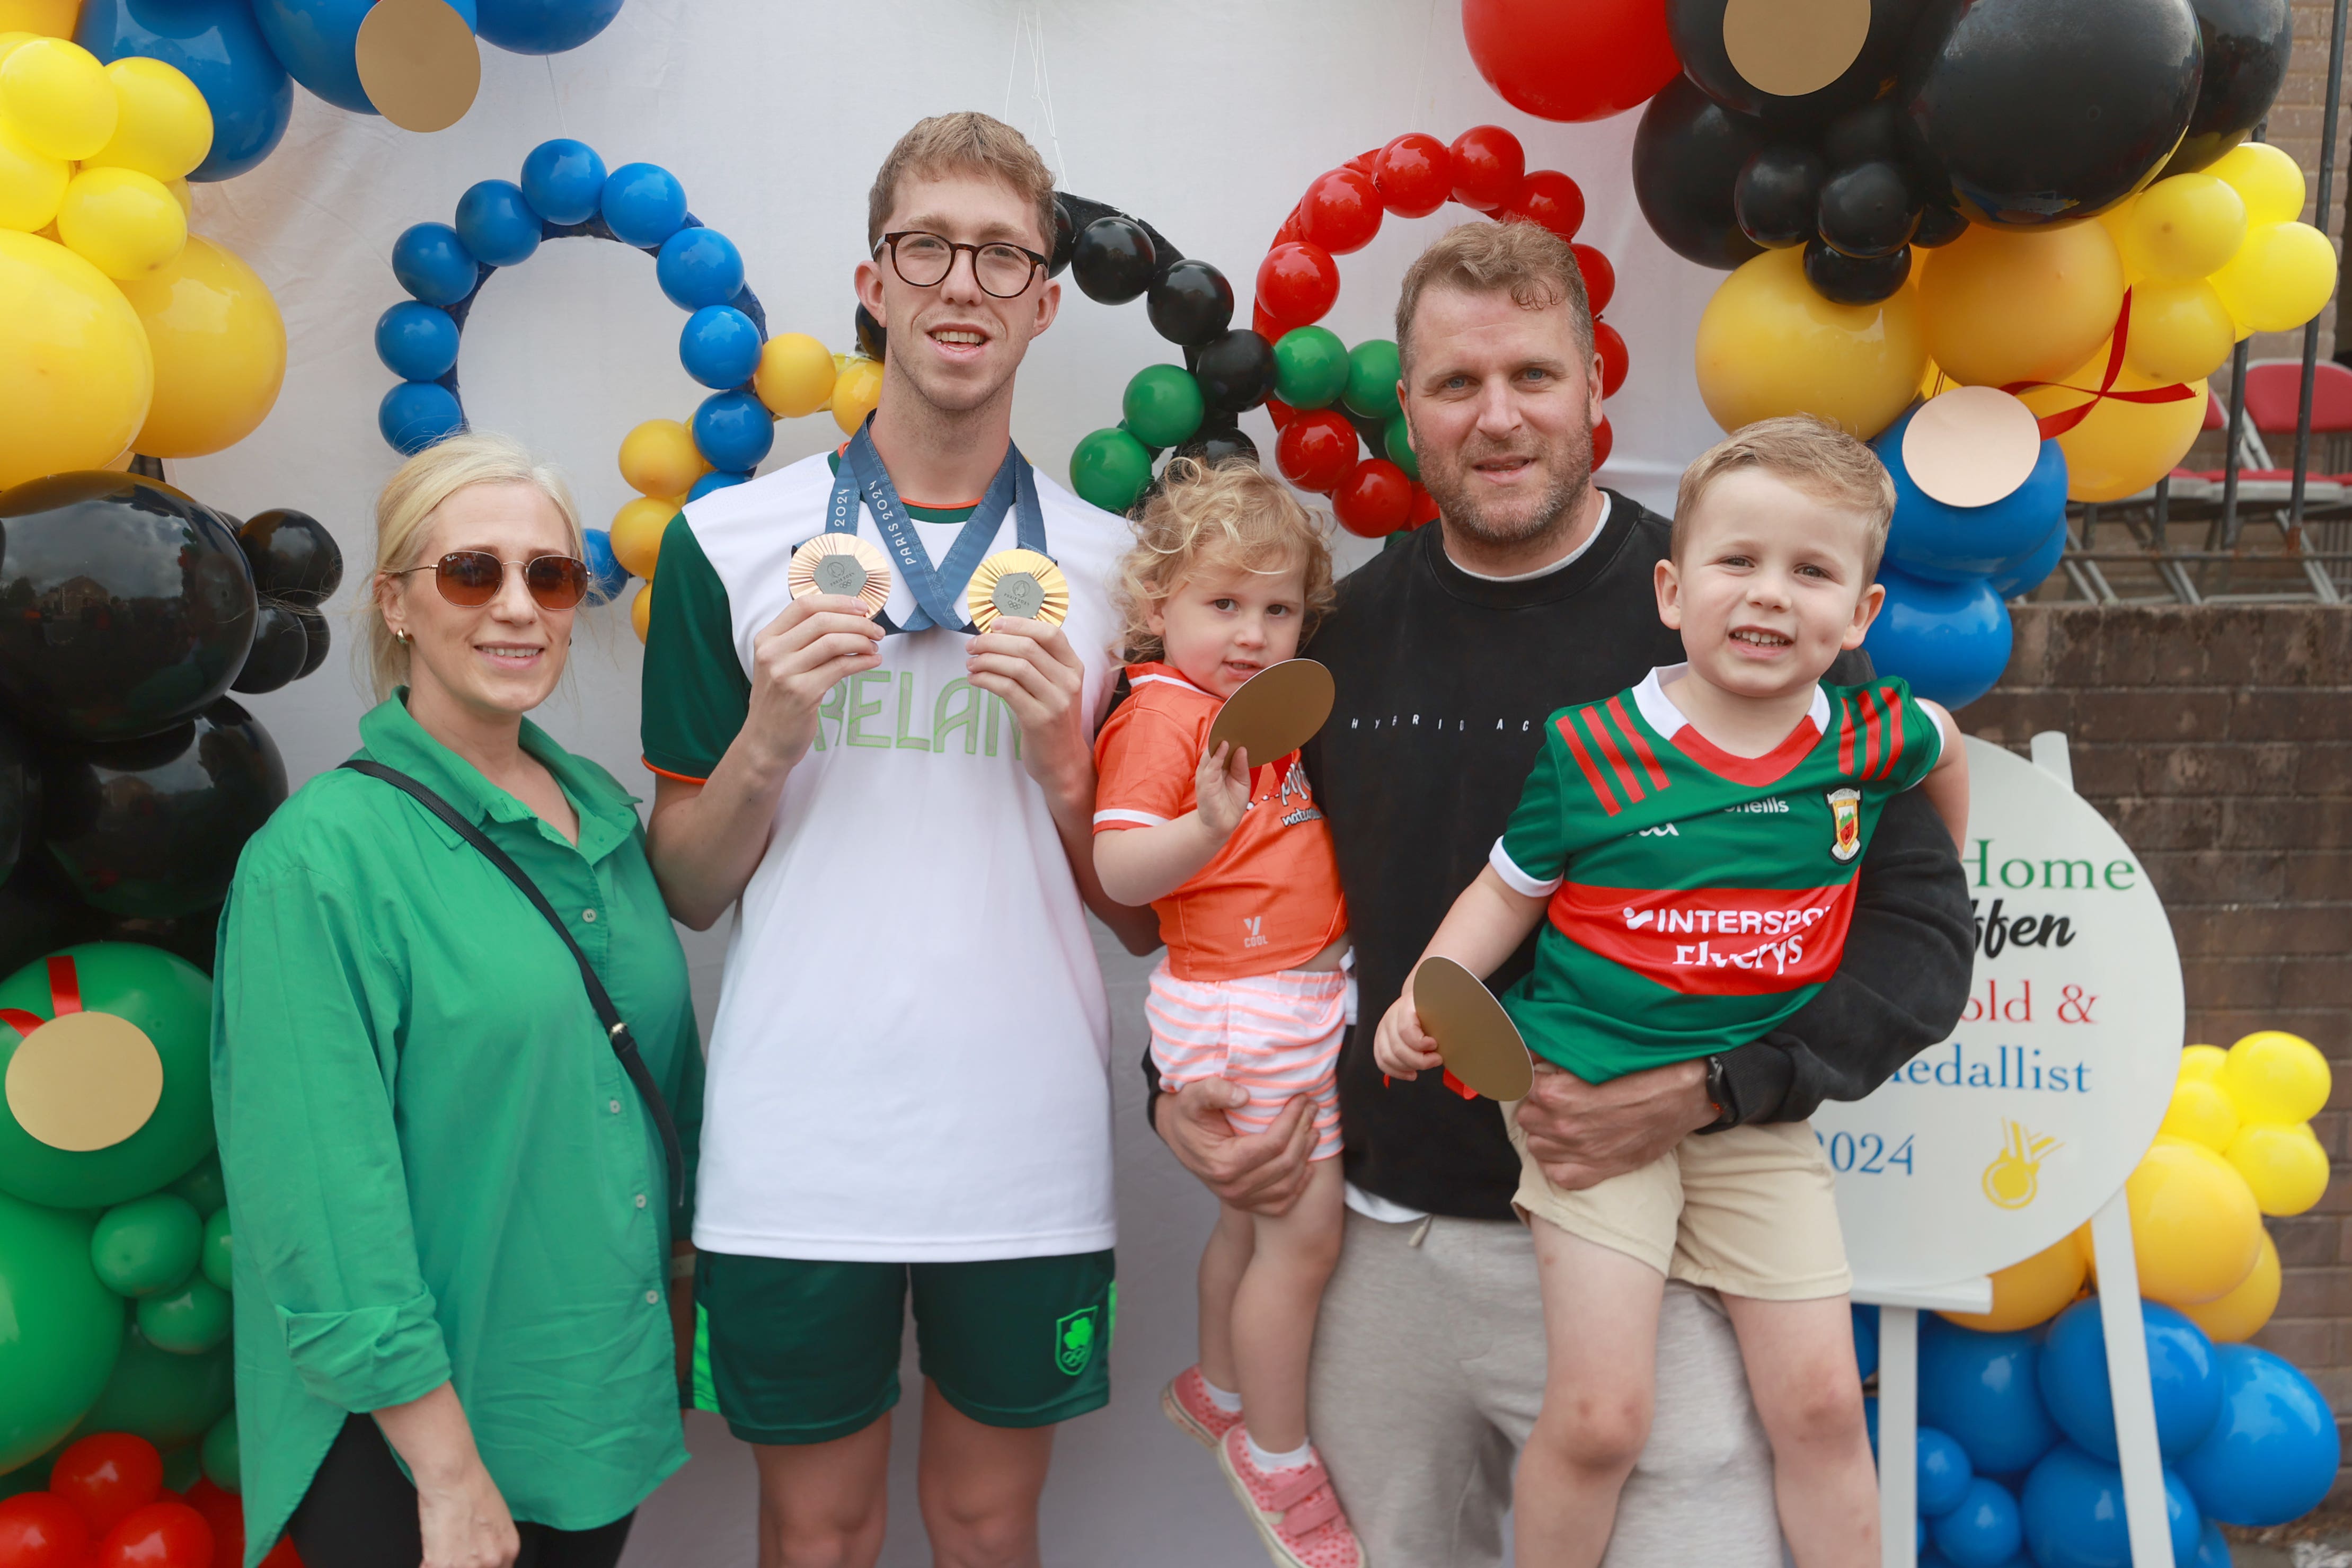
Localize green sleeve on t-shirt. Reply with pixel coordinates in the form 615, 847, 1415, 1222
1499, 717, 1579, 883
640, 519, 749, 782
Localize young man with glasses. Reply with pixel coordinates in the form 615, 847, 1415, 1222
640, 114, 1156, 1568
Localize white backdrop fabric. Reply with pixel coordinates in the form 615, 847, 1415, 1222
165, 3, 1738, 1561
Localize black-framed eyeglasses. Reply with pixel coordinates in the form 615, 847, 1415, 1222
875, 231, 1048, 298
393, 551, 591, 610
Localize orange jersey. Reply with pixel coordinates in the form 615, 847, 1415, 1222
1093, 662, 1348, 981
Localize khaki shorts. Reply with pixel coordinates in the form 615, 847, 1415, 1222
1504, 1106, 1852, 1301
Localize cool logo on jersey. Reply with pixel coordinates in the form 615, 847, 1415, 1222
1242, 916, 1268, 950
1828, 787, 1862, 862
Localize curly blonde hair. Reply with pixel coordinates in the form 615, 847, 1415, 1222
1113, 458, 1337, 663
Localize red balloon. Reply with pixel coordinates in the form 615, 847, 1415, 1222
1334, 459, 1416, 538
178, 1483, 240, 1568
1408, 483, 1442, 528
1462, 0, 1682, 122
0, 1493, 93, 1568
1572, 244, 1616, 315
1255, 242, 1341, 331
1263, 396, 1299, 432
1372, 134, 1453, 218
1503, 170, 1587, 241
1276, 410, 1360, 494
1449, 126, 1525, 212
1299, 169, 1383, 255
1594, 320, 1629, 397
52, 1436, 164, 1538
94, 1502, 209, 1568
1593, 417, 1615, 471
1272, 207, 1305, 247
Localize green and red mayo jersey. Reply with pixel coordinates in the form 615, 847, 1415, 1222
1490, 665, 1942, 1084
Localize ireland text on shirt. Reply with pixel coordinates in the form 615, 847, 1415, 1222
810, 669, 1025, 757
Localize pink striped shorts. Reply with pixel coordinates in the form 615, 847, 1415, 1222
1146, 960, 1348, 1161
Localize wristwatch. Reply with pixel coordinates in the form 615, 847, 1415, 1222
1700, 1053, 1737, 1133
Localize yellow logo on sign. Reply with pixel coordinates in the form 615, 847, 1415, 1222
1982, 1119, 2062, 1209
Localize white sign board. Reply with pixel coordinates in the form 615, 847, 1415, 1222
1815, 737, 2184, 1296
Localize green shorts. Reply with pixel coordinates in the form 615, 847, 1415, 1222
693, 1248, 1116, 1446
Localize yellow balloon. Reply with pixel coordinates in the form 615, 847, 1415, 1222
0, 227, 153, 488
0, 1, 77, 36
0, 106, 66, 229
2121, 174, 2248, 281
112, 233, 286, 458
0, 32, 34, 67
2210, 221, 2338, 334
2177, 1228, 2281, 1343
2124, 1136, 2265, 1306
1938, 1233, 2088, 1332
2208, 141, 2305, 226
617, 418, 703, 499
1692, 245, 1926, 439
754, 331, 836, 419
2124, 277, 2235, 383
1920, 221, 2124, 388
630, 581, 652, 642
162, 175, 187, 217
830, 355, 884, 436
2181, 1043, 2228, 1083
0, 36, 114, 161
2160, 1075, 2241, 1152
83, 56, 211, 182
56, 163, 183, 279
2018, 352, 2207, 502
609, 495, 679, 579
2221, 1029, 2331, 1124
2224, 1122, 2330, 1217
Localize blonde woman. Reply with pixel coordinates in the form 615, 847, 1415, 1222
212, 432, 702, 1568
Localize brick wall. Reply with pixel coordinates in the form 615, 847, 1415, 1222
1968, 603, 2352, 1485
2253, 0, 2348, 365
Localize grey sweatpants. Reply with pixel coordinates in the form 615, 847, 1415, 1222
1306, 1207, 1783, 1567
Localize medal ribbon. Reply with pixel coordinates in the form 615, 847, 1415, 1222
827, 417, 1048, 634
1999, 289, 2198, 440
0, 956, 83, 1037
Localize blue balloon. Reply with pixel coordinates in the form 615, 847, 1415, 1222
1930, 1476, 2022, 1568
476, 0, 624, 54
1919, 1425, 1976, 1517
1919, 1319, 2062, 1477
1853, 1302, 1879, 1381
2021, 1444, 2200, 1568
374, 302, 459, 383
692, 391, 773, 473
454, 179, 541, 268
679, 305, 762, 389
1864, 1392, 1878, 1457
2177, 1345, 2342, 1527
249, 0, 376, 113
379, 382, 465, 455
77, 0, 295, 181
1863, 568, 2013, 709
581, 529, 628, 603
2038, 1300, 2222, 1462
392, 223, 480, 307
657, 226, 744, 311
685, 471, 751, 502
1874, 403, 2070, 583
1990, 514, 2069, 599
2192, 1516, 2231, 1566
601, 162, 687, 249
520, 138, 606, 226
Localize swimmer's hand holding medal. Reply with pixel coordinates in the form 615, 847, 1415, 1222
787, 537, 1071, 632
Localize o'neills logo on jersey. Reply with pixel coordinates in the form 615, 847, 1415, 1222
1828, 787, 1862, 862
1550, 880, 1860, 995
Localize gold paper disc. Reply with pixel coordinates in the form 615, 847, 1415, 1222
353, 0, 482, 134
1206, 659, 1335, 766
1413, 956, 1534, 1102
4, 1012, 165, 1152
789, 535, 894, 620
967, 548, 1069, 632
1721, 0, 1871, 99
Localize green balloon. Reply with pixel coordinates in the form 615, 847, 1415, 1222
1385, 415, 1420, 482
91, 1193, 203, 1297
200, 1411, 238, 1493
69, 1324, 231, 1449
0, 1191, 125, 1471
137, 1274, 231, 1356
1344, 340, 1403, 422
171, 1154, 225, 1216
1069, 428, 1154, 515
1120, 365, 1205, 450
200, 1208, 231, 1292
1273, 327, 1349, 410
0, 943, 215, 1210
161, 1441, 202, 1493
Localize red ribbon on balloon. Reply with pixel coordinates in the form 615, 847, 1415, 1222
1999, 289, 2197, 439
0, 956, 82, 1037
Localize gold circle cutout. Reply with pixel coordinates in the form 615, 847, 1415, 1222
1722, 0, 1872, 99
355, 0, 483, 134
1903, 386, 2045, 508
5, 1012, 165, 1152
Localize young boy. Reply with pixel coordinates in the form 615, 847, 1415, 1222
1375, 415, 1968, 1567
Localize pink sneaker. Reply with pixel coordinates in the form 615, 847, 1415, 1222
1217, 1425, 1365, 1568
1162, 1365, 1244, 1450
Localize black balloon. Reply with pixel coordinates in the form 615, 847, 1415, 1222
1668, 0, 1925, 122
290, 606, 331, 679
854, 303, 886, 361
2161, 0, 2294, 176
236, 509, 342, 605
0, 861, 98, 980
40, 697, 287, 920
1914, 203, 1970, 246
1048, 196, 1076, 278
1818, 160, 1919, 256
102, 904, 224, 973
231, 600, 310, 695
1899, 0, 2204, 226
0, 472, 258, 743
0, 710, 35, 887
1173, 424, 1261, 468
1070, 216, 1155, 304
1633, 75, 1770, 270
1804, 237, 1913, 303
1735, 145, 1826, 247
1191, 330, 1277, 416
1147, 260, 1235, 348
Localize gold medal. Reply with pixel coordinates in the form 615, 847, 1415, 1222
966, 548, 1069, 632
789, 535, 892, 620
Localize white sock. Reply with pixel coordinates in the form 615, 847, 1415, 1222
1200, 1376, 1243, 1413
1246, 1432, 1313, 1473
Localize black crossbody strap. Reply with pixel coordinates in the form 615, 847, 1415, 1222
339, 759, 686, 1199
